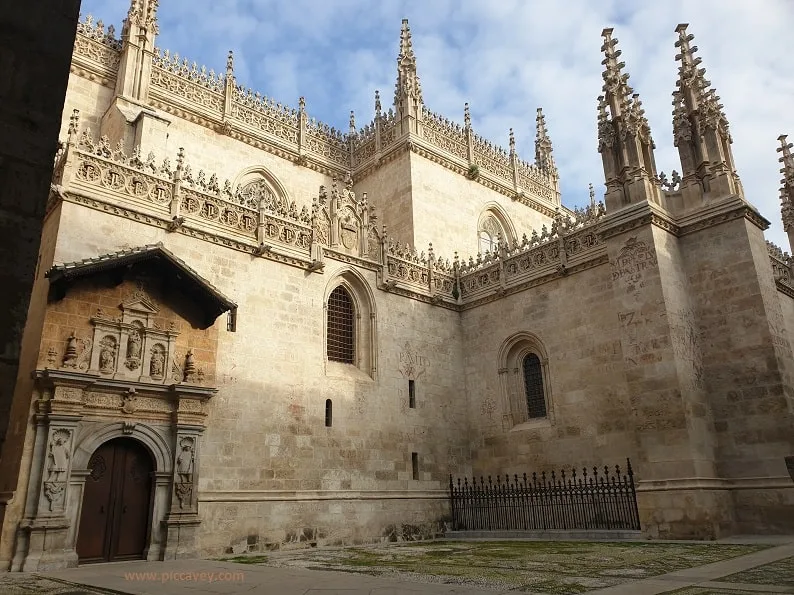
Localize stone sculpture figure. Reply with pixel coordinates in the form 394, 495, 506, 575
150, 345, 165, 378
99, 338, 116, 373
47, 430, 71, 482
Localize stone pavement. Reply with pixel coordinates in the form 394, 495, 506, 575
3, 537, 789, 594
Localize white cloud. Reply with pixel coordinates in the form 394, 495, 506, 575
80, 0, 794, 249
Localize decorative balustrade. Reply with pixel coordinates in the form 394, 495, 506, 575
150, 49, 224, 115
73, 14, 122, 74
471, 132, 512, 182
419, 107, 468, 161
62, 125, 317, 243
153, 49, 225, 93
77, 14, 122, 49
456, 203, 606, 302
768, 241, 793, 285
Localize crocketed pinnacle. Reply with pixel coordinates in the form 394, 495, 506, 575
675, 24, 729, 133
394, 19, 423, 107
600, 28, 633, 118
535, 107, 555, 171
123, 0, 159, 36
779, 135, 794, 232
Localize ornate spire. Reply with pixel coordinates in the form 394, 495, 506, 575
116, 0, 159, 101
535, 107, 555, 172
374, 90, 381, 116
673, 24, 741, 199
394, 19, 423, 117
226, 50, 234, 78
779, 135, 794, 233
509, 128, 515, 156
122, 0, 159, 38
349, 110, 356, 135
464, 103, 471, 130
597, 28, 661, 211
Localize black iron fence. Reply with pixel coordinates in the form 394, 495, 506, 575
449, 459, 640, 532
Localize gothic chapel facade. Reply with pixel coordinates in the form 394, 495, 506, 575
1, 0, 793, 570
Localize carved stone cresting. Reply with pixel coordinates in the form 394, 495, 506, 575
311, 178, 380, 260
88, 287, 179, 383
44, 429, 72, 512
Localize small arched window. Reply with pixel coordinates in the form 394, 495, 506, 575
498, 332, 553, 429
325, 399, 333, 427
327, 286, 355, 364
522, 354, 547, 419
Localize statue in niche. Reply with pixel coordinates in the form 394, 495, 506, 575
99, 337, 117, 373
127, 330, 141, 360
175, 436, 195, 509
46, 429, 71, 482
150, 344, 165, 379
176, 437, 194, 482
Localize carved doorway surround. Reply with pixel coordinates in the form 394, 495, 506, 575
10, 369, 215, 571
76, 438, 153, 563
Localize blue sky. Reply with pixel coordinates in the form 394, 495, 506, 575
80, 0, 794, 249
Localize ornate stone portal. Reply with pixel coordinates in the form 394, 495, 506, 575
10, 245, 235, 571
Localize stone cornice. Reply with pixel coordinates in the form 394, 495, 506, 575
63, 191, 316, 272
598, 195, 770, 241
33, 368, 217, 399
199, 488, 448, 502
637, 476, 793, 492
677, 196, 770, 235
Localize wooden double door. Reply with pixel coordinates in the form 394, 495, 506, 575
76, 438, 153, 563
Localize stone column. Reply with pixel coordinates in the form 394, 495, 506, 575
162, 392, 210, 560
19, 413, 82, 571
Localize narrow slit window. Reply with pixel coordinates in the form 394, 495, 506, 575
411, 452, 419, 480
522, 353, 547, 419
325, 399, 332, 427
408, 379, 416, 408
327, 286, 355, 363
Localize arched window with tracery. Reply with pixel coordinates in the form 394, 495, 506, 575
478, 215, 503, 255
522, 353, 547, 418
327, 286, 355, 364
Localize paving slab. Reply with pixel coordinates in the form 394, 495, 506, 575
44, 559, 515, 595
25, 537, 794, 595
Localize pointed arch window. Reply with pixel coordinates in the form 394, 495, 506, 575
478, 215, 503, 255
522, 354, 547, 419
497, 332, 554, 430
327, 286, 355, 364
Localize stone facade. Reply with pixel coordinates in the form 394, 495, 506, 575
0, 3, 793, 571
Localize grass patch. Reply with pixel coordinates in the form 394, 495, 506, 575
218, 554, 269, 564
259, 540, 771, 594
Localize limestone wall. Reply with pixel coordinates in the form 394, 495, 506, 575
354, 151, 414, 248
460, 261, 635, 473
409, 153, 553, 258
680, 217, 794, 532
43, 201, 469, 554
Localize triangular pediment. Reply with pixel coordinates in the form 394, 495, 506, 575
121, 294, 159, 315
